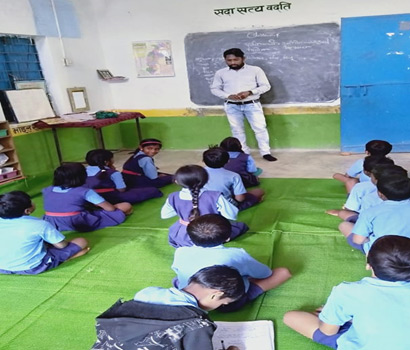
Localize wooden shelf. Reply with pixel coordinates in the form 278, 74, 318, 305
0, 174, 24, 184
0, 121, 24, 184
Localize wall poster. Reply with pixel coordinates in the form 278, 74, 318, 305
132, 40, 175, 77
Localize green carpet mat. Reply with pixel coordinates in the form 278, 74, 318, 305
0, 179, 368, 350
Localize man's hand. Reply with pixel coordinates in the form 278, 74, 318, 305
237, 91, 252, 99
227, 94, 241, 100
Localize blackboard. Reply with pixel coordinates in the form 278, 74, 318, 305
185, 23, 340, 105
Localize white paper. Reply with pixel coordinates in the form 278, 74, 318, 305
212, 321, 275, 350
5, 89, 55, 122
0, 104, 6, 122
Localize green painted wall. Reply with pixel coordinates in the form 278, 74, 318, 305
136, 113, 340, 149
11, 113, 340, 178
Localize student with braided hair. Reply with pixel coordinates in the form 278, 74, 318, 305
161, 165, 248, 248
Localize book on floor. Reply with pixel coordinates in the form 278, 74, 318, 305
212, 320, 275, 350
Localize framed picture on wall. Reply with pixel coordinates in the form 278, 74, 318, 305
96, 69, 114, 80
67, 87, 90, 112
132, 40, 175, 77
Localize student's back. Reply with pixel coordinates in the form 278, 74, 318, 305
284, 235, 410, 350
202, 147, 263, 210
161, 165, 248, 248
322, 276, 410, 350
220, 136, 260, 187
43, 163, 130, 232
352, 176, 410, 253
173, 244, 271, 289
0, 191, 89, 274
172, 215, 291, 312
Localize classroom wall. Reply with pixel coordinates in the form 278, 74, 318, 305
78, 0, 407, 110
0, 1, 407, 178
1, 0, 406, 113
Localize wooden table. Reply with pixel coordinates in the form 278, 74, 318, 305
33, 112, 145, 164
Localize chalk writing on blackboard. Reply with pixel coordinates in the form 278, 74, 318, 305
214, 2, 291, 16
185, 23, 340, 105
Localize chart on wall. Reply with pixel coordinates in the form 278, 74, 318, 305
185, 23, 340, 105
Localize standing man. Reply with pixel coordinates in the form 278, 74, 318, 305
210, 48, 276, 161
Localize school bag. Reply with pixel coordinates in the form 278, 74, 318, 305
90, 299, 216, 350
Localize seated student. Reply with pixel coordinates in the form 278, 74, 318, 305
0, 191, 89, 275
172, 214, 291, 312
122, 138, 173, 189
202, 146, 264, 211
326, 156, 394, 221
85, 149, 162, 204
161, 165, 248, 248
90, 265, 245, 350
360, 164, 408, 212
43, 163, 132, 232
333, 140, 392, 193
338, 175, 410, 254
283, 235, 410, 350
220, 136, 262, 188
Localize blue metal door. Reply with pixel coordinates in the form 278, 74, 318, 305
341, 14, 410, 152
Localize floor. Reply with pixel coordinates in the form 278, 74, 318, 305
114, 149, 410, 178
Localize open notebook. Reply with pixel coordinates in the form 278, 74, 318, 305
212, 320, 275, 350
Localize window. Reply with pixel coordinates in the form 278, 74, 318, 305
0, 36, 44, 90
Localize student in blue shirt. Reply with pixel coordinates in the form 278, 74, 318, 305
326, 156, 394, 221
90, 265, 245, 350
0, 191, 89, 275
202, 146, 264, 211
284, 235, 410, 350
172, 214, 291, 311
360, 164, 407, 211
333, 140, 392, 193
339, 175, 410, 254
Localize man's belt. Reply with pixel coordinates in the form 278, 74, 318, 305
226, 99, 260, 105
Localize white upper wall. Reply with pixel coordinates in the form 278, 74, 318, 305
0, 0, 36, 35
0, 0, 408, 113
80, 0, 410, 110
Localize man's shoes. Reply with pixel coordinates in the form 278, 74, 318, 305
263, 154, 277, 162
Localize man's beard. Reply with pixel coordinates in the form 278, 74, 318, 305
228, 63, 244, 70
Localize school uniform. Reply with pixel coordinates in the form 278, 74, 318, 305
344, 181, 376, 213
86, 165, 162, 204
346, 159, 370, 182
360, 191, 383, 212
172, 244, 272, 311
42, 185, 125, 232
122, 151, 173, 188
203, 166, 259, 210
161, 188, 248, 248
314, 277, 410, 350
0, 216, 81, 274
352, 199, 410, 253
224, 151, 260, 187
